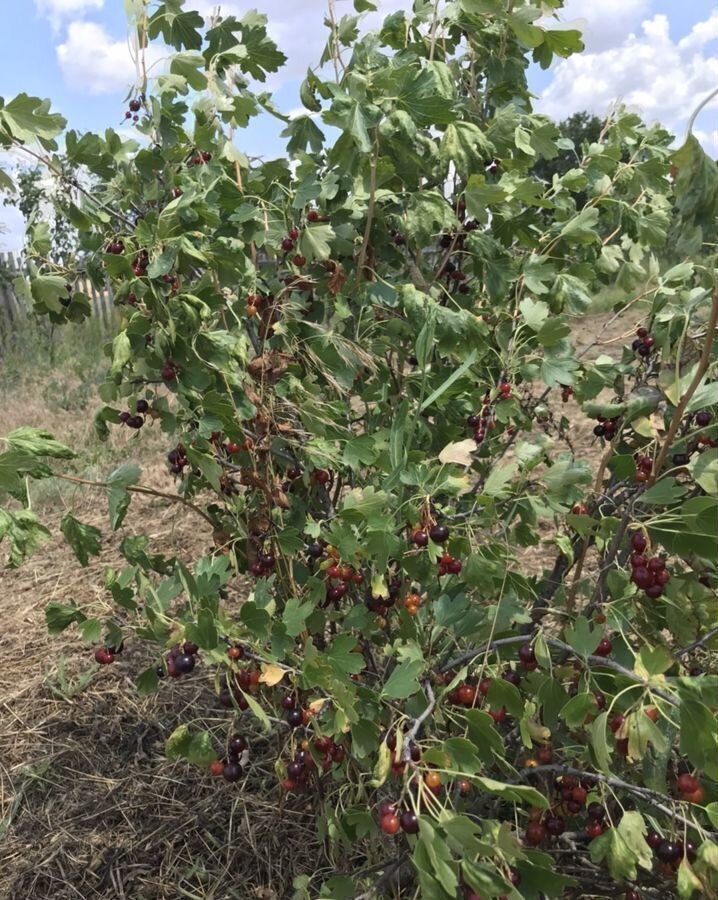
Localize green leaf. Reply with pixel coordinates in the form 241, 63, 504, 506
148, 4, 203, 49
45, 601, 84, 634
299, 223, 335, 261
165, 724, 192, 760
680, 699, 718, 780
283, 597, 315, 637
185, 448, 222, 492
483, 462, 517, 498
0, 93, 66, 143
519, 297, 550, 331
106, 462, 141, 531
169, 51, 207, 90
508, 8, 544, 48
691, 448, 718, 496
382, 660, 424, 699
137, 666, 160, 695
60, 514, 102, 567
473, 776, 548, 809
6, 427, 74, 460
110, 331, 131, 377
342, 435, 377, 470
420, 351, 477, 411
564, 616, 597, 656
590, 711, 613, 774
559, 207, 600, 243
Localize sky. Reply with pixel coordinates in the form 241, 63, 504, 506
1, 0, 717, 251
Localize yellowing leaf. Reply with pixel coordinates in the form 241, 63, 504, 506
439, 439, 477, 466
259, 663, 287, 686
528, 720, 551, 743
308, 697, 329, 714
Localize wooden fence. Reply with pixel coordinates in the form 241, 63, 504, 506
0, 251, 115, 347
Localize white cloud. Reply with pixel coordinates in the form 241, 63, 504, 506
538, 11, 718, 155
56, 21, 162, 95
547, 0, 650, 52
195, 0, 411, 86
35, 0, 104, 32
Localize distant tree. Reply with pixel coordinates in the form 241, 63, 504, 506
533, 111, 603, 193
2, 158, 79, 263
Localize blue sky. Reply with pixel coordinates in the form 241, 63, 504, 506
1, 0, 717, 250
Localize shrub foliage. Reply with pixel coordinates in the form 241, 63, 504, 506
2, 1, 718, 897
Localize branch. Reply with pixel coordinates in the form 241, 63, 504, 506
402, 680, 436, 761
53, 472, 215, 526
439, 635, 676, 705
519, 765, 717, 839
648, 292, 718, 486
675, 625, 718, 660
686, 86, 718, 138
355, 134, 379, 286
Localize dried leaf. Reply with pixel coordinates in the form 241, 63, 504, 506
259, 664, 287, 686
439, 438, 477, 466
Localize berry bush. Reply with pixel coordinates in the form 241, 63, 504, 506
2, 1, 718, 897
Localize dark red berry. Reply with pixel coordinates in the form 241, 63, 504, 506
594, 639, 612, 657
429, 524, 449, 543
412, 530, 429, 547
400, 810, 419, 834
656, 840, 681, 864
222, 762, 242, 782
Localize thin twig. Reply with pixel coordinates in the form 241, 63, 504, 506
675, 625, 718, 660
52, 472, 215, 526
519, 765, 717, 839
355, 134, 379, 286
402, 681, 436, 761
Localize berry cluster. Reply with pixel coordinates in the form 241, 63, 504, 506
282, 734, 345, 792
132, 249, 149, 277
446, 676, 508, 722
377, 801, 420, 835
324, 562, 363, 603
411, 523, 448, 546
628, 532, 669, 599
124, 97, 141, 122
466, 391, 495, 445
403, 592, 422, 616
162, 641, 199, 678
250, 549, 276, 579
367, 575, 403, 617
631, 325, 655, 358
497, 381, 512, 401
167, 445, 188, 475
647, 829, 697, 875
244, 292, 262, 317
280, 226, 299, 253
94, 642, 122, 665
218, 659, 262, 711
592, 414, 621, 440
118, 399, 149, 430
105, 239, 124, 255
209, 733, 247, 783
634, 453, 654, 483
225, 437, 253, 455
675, 772, 705, 804
190, 150, 212, 165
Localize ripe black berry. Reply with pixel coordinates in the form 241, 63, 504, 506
429, 524, 449, 543
222, 762, 242, 782
286, 709, 303, 728
175, 653, 196, 674
656, 839, 681, 863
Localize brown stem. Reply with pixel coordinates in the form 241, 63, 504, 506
53, 472, 215, 526
355, 135, 378, 286
648, 291, 718, 486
